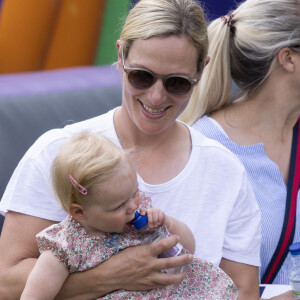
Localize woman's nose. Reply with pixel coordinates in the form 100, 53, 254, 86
147, 79, 166, 106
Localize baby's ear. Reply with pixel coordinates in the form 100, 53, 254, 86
69, 203, 85, 221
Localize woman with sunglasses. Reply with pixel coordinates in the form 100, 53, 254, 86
0, 0, 261, 299
181, 0, 300, 298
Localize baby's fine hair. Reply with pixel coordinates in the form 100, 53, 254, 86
181, 0, 300, 124
52, 132, 130, 212
120, 0, 208, 72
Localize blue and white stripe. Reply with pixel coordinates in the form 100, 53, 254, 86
193, 115, 300, 284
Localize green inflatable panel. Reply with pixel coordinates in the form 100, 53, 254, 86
95, 0, 131, 66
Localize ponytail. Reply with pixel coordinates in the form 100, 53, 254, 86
180, 16, 232, 125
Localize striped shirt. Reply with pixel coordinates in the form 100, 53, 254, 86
193, 115, 300, 284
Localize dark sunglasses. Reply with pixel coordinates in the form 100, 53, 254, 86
121, 52, 199, 95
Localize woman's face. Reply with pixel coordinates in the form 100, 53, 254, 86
117, 36, 199, 136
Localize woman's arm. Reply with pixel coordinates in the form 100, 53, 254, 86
21, 251, 69, 300
56, 237, 193, 300
0, 212, 53, 300
0, 211, 193, 300
220, 258, 260, 300
221, 259, 296, 300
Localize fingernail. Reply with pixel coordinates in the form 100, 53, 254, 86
188, 254, 194, 260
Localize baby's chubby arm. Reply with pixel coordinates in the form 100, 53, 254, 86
21, 250, 69, 300
139, 208, 195, 254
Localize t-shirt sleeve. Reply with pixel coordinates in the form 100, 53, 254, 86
0, 138, 67, 221
222, 171, 261, 266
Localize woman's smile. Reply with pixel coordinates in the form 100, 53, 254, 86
139, 100, 170, 118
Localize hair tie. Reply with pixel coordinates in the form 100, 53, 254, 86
221, 13, 235, 34
68, 175, 88, 195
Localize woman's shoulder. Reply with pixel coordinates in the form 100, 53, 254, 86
188, 119, 233, 155
21, 108, 119, 166
192, 115, 224, 137
64, 107, 117, 134
187, 119, 247, 173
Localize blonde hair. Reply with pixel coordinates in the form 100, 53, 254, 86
52, 132, 131, 212
180, 0, 300, 125
120, 0, 208, 72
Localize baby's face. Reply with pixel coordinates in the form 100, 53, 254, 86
82, 163, 140, 234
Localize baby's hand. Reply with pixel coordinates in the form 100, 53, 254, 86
139, 207, 170, 228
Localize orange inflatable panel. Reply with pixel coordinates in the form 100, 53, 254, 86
44, 0, 106, 70
0, 0, 60, 74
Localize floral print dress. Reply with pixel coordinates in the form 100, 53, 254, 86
36, 194, 238, 299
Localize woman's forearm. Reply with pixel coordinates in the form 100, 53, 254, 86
56, 236, 192, 300
0, 258, 37, 300
0, 211, 191, 300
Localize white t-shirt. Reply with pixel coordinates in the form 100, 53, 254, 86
0, 108, 261, 266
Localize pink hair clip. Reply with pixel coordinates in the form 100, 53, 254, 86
68, 175, 88, 195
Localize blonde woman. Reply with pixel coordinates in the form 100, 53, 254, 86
181, 0, 300, 298
21, 132, 237, 300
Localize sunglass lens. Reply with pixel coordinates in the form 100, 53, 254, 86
165, 77, 191, 95
128, 70, 154, 89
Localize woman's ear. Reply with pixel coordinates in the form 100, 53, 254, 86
205, 56, 210, 67
278, 47, 295, 72
198, 56, 210, 76
116, 40, 123, 72
69, 203, 85, 221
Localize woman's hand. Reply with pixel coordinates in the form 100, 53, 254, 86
101, 234, 193, 292
56, 234, 193, 299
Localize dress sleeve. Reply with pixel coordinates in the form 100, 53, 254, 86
138, 192, 152, 209
36, 222, 79, 273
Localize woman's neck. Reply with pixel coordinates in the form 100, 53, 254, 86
211, 82, 299, 185
113, 106, 181, 150
216, 74, 300, 140
113, 107, 192, 184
